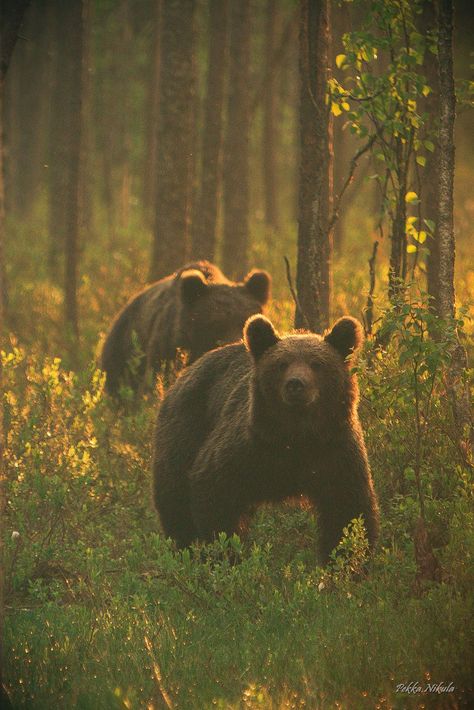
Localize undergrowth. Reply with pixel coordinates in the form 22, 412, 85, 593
3, 289, 473, 708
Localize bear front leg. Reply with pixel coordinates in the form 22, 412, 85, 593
309, 457, 379, 564
189, 468, 246, 545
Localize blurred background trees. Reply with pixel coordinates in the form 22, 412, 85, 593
1, 0, 472, 348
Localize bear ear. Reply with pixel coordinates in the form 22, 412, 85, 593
243, 270, 271, 306
181, 270, 209, 304
244, 315, 280, 361
324, 317, 364, 362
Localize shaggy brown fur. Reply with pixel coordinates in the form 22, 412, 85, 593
152, 314, 379, 563
101, 261, 271, 395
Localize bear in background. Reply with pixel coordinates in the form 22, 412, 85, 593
100, 261, 271, 396
152, 314, 379, 563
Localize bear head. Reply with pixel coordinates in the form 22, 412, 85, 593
180, 269, 272, 362
244, 314, 364, 436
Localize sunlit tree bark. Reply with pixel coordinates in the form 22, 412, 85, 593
222, 0, 251, 279
263, 0, 279, 231
436, 0, 472, 447
421, 1, 440, 314
63, 0, 83, 341
143, 0, 163, 229
295, 0, 333, 332
150, 0, 196, 280
79, 0, 93, 240
192, 0, 229, 261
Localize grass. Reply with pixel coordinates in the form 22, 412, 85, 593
2, 209, 474, 708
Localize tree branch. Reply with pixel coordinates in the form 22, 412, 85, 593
284, 256, 310, 330
364, 240, 379, 335
328, 131, 378, 233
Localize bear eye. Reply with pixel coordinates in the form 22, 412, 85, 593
278, 361, 289, 372
310, 360, 322, 371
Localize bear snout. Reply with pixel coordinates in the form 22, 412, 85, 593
281, 364, 318, 406
285, 377, 305, 395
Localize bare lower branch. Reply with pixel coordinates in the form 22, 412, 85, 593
364, 241, 379, 335
284, 256, 310, 330
328, 132, 378, 234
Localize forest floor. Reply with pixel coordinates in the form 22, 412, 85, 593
3, 219, 474, 709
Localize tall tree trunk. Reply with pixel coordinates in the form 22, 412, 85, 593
79, 0, 93, 242
63, 0, 83, 341
150, 0, 196, 281
436, 0, 472, 447
263, 0, 279, 231
192, 0, 229, 261
0, 0, 31, 307
48, 1, 66, 280
331, 0, 349, 253
221, 0, 251, 279
295, 0, 333, 332
421, 0, 440, 313
143, 0, 163, 230
118, 0, 132, 231
276, 6, 299, 225
1, 4, 31, 704
10, 1, 49, 218
437, 0, 455, 323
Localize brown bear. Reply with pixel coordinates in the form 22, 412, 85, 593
100, 261, 271, 396
152, 314, 379, 563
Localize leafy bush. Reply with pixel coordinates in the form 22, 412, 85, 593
3, 291, 474, 708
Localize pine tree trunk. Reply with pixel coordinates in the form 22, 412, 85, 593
192, 0, 229, 261
221, 0, 251, 279
263, 0, 279, 231
63, 0, 83, 341
118, 0, 132, 232
12, 1, 51, 218
436, 0, 472, 447
150, 0, 196, 281
79, 0, 93, 242
143, 0, 163, 230
295, 0, 333, 332
437, 0, 455, 322
277, 7, 299, 225
331, 0, 349, 253
48, 0, 66, 280
421, 0, 440, 314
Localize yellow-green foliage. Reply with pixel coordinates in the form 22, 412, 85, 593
3, 289, 474, 708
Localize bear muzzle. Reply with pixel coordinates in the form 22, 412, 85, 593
281, 365, 319, 407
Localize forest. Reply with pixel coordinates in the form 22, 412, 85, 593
1, 0, 473, 707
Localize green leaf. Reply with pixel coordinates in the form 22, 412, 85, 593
424, 218, 435, 233
424, 140, 435, 152
416, 155, 426, 167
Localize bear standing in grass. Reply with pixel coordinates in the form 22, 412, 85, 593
101, 261, 271, 396
153, 314, 379, 562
